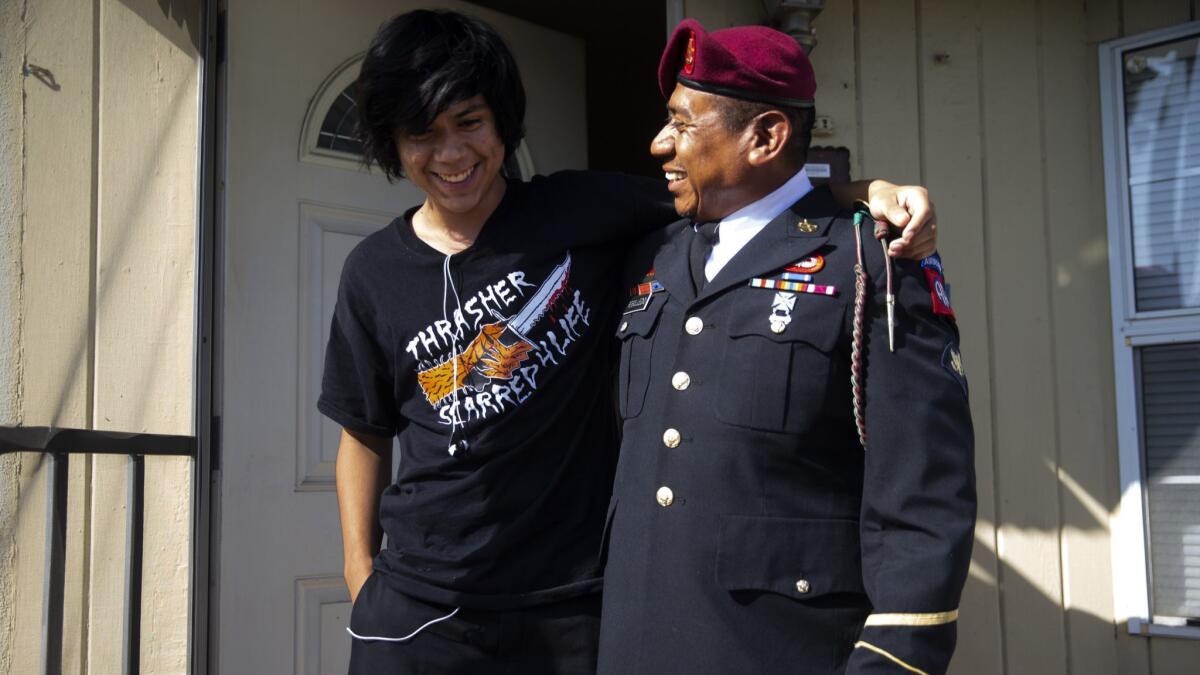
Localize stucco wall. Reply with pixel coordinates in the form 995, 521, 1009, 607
0, 0, 200, 672
0, 6, 27, 675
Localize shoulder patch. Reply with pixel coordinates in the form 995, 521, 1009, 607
942, 342, 968, 396
921, 253, 955, 319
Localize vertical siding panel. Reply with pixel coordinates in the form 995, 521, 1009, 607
1122, 0, 1190, 35
857, 0, 921, 183
980, 0, 1070, 672
1083, 2, 1155, 674
1146, 638, 1200, 675
20, 0, 95, 431
808, 0, 860, 170
918, 2, 1004, 673
1040, 0, 1122, 671
18, 1, 98, 674
1089, 0, 1122, 40
92, 0, 200, 672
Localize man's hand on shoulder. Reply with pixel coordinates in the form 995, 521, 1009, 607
865, 180, 938, 260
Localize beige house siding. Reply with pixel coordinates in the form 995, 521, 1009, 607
681, 0, 1200, 672
0, 1, 200, 673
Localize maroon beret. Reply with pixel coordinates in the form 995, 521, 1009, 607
658, 18, 815, 108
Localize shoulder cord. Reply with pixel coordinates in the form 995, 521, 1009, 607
850, 209, 894, 450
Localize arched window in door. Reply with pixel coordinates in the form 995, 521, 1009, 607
300, 54, 536, 179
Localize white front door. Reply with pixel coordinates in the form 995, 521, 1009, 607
219, 2, 586, 672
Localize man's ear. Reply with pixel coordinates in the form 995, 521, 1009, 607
746, 110, 792, 166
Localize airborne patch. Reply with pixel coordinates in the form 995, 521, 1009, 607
921, 253, 955, 319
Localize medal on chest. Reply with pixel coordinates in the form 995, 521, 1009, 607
749, 254, 838, 334
768, 292, 796, 334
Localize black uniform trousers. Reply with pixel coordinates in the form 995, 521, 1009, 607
348, 573, 601, 675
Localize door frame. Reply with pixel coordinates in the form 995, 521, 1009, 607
192, 0, 221, 672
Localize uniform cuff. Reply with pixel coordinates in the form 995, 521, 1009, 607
848, 617, 958, 675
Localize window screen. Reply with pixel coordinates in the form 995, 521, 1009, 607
1141, 342, 1200, 620
1124, 36, 1200, 312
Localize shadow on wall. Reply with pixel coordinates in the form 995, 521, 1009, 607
8, 0, 199, 557
959, 456, 1120, 672
118, 0, 202, 54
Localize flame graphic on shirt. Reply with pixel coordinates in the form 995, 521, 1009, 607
416, 323, 533, 405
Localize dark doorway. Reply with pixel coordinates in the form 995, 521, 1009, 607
467, 0, 667, 178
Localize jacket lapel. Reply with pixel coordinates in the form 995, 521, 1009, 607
650, 221, 697, 304
697, 186, 840, 303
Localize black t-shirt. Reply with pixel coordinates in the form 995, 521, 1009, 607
318, 171, 674, 609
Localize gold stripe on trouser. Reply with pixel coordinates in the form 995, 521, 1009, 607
853, 641, 929, 675
863, 609, 959, 627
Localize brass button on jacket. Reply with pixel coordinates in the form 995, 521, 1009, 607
662, 428, 681, 448
671, 371, 691, 390
656, 486, 674, 507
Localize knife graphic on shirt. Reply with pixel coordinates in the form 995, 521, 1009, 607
416, 253, 572, 406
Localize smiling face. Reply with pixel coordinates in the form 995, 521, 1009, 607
651, 84, 754, 222
395, 95, 508, 225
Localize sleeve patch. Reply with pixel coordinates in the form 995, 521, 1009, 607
921, 253, 955, 319
942, 342, 968, 396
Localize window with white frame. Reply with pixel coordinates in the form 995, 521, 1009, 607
1102, 22, 1200, 638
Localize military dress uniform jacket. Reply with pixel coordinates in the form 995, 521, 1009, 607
596, 186, 976, 675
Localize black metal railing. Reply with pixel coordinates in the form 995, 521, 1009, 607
0, 426, 196, 675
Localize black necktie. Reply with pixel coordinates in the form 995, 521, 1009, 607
689, 221, 719, 292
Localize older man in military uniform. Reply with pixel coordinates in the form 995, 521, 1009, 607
597, 19, 976, 675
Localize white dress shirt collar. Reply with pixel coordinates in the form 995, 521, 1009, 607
702, 168, 814, 282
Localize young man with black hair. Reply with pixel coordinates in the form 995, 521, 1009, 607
319, 9, 941, 673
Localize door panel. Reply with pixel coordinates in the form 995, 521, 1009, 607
296, 202, 398, 490
220, 1, 586, 672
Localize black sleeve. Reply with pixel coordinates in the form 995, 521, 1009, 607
847, 224, 976, 675
529, 171, 677, 249
317, 247, 399, 438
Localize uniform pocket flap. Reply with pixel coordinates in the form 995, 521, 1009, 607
616, 293, 667, 339
715, 515, 864, 599
724, 296, 845, 351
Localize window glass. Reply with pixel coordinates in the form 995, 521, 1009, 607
316, 86, 364, 156
1140, 342, 1200, 619
1124, 36, 1200, 312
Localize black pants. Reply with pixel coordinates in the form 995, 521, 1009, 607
348, 574, 601, 675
